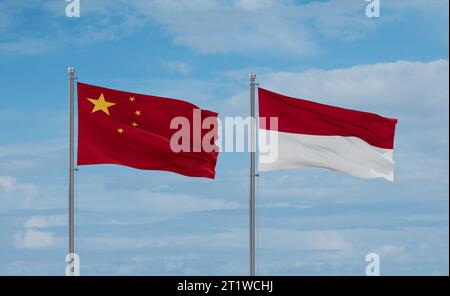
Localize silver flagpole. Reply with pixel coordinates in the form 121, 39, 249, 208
249, 72, 256, 276
68, 67, 75, 276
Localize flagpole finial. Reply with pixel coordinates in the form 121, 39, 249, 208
68, 67, 75, 74
249, 72, 256, 82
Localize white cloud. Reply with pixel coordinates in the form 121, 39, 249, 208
77, 227, 347, 252
0, 138, 66, 159
0, 37, 52, 54
255, 226, 449, 275
1, 0, 447, 55
137, 190, 243, 214
82, 236, 170, 250
127, 0, 448, 54
0, 138, 66, 173
373, 244, 406, 258
260, 228, 348, 251
163, 61, 192, 75
234, 0, 274, 11
0, 7, 12, 34
0, 176, 37, 212
171, 228, 348, 251
130, 0, 317, 55
13, 229, 62, 249
258, 60, 449, 113
24, 215, 66, 228
386, 0, 449, 12
0, 1, 144, 54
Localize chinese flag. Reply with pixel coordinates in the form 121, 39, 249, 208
77, 82, 219, 179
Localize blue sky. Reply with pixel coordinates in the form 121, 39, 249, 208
0, 0, 448, 275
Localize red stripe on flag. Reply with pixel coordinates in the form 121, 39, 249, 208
258, 88, 398, 149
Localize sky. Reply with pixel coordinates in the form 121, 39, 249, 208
0, 0, 448, 275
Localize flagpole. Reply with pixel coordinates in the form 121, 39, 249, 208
249, 72, 256, 276
68, 66, 75, 276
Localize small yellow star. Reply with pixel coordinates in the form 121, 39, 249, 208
87, 93, 116, 116
129, 97, 135, 102
117, 128, 124, 134
135, 110, 141, 116
131, 121, 138, 127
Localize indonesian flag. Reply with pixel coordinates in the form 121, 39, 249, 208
258, 88, 398, 181
77, 83, 219, 179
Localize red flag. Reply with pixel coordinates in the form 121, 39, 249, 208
77, 82, 219, 178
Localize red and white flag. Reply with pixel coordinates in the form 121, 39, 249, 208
258, 88, 398, 181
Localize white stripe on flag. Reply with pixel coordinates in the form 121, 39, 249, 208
258, 129, 395, 181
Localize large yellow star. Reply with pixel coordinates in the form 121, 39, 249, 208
87, 93, 116, 116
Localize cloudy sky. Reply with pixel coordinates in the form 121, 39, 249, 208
0, 0, 448, 275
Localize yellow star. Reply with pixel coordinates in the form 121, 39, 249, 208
135, 110, 141, 116
129, 97, 135, 102
87, 93, 116, 116
117, 128, 124, 134
131, 121, 138, 127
